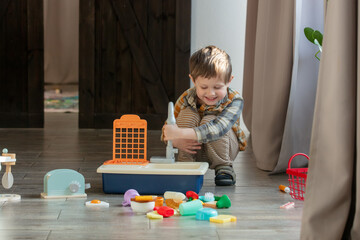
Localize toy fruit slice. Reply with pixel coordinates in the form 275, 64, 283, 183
147, 211, 163, 219
210, 215, 237, 223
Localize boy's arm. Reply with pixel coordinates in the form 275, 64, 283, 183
194, 98, 243, 143
163, 125, 197, 140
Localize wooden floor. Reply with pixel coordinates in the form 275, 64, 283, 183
0, 113, 303, 240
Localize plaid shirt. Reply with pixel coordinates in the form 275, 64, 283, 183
174, 87, 247, 151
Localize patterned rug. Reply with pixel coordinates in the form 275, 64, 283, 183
44, 89, 78, 112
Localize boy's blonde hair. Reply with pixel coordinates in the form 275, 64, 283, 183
189, 45, 232, 83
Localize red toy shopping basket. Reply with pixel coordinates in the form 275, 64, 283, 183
286, 153, 309, 201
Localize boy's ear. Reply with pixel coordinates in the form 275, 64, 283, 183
227, 75, 234, 85
189, 74, 196, 85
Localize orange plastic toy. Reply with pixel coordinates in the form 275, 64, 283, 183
165, 199, 183, 209
104, 115, 148, 165
134, 195, 156, 202
155, 197, 164, 207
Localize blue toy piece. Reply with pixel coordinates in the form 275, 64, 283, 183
41, 169, 87, 199
199, 192, 215, 202
196, 208, 218, 221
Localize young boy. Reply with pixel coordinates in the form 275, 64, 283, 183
163, 45, 247, 186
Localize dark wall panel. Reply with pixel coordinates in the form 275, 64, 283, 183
0, 0, 44, 128
79, 0, 191, 129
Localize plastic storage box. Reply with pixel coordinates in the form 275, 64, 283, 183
97, 162, 209, 194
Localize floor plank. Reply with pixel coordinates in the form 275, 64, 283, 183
0, 113, 303, 239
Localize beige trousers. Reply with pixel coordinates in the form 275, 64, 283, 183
176, 107, 239, 169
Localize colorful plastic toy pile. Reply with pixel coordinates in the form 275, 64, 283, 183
123, 189, 236, 224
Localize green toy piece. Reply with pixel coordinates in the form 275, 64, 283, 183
216, 195, 231, 208
214, 196, 221, 201
2, 148, 8, 154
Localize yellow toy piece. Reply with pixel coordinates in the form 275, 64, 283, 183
146, 211, 163, 219
173, 209, 180, 216
209, 215, 237, 223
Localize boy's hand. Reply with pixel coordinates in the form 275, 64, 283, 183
172, 139, 202, 154
163, 124, 198, 142
163, 124, 181, 140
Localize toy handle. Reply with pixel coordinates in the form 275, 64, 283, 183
119, 114, 141, 121
166, 102, 176, 125
288, 153, 309, 169
166, 102, 178, 160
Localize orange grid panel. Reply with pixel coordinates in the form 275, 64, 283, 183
104, 114, 148, 165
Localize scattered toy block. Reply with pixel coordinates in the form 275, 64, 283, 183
155, 197, 164, 207
132, 195, 157, 202
186, 191, 199, 200
280, 202, 295, 209
147, 211, 164, 219
203, 201, 217, 209
196, 208, 218, 221
165, 199, 183, 209
210, 215, 237, 223
157, 206, 174, 217
164, 191, 186, 201
216, 195, 231, 208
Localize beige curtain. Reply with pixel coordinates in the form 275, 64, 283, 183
44, 0, 79, 85
243, 0, 294, 171
301, 0, 359, 238
243, 0, 323, 172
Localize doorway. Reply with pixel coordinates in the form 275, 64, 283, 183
0, 0, 190, 129
43, 0, 79, 115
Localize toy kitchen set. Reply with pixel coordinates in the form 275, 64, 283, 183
97, 102, 209, 194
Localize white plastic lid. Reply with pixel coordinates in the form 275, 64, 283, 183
96, 162, 209, 175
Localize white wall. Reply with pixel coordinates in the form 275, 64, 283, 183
191, 0, 248, 94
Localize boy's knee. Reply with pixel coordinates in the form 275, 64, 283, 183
177, 107, 200, 128
199, 114, 216, 125
204, 130, 239, 169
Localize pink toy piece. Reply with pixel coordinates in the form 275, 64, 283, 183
122, 189, 140, 206
280, 202, 295, 209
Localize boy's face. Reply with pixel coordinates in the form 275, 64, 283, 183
190, 74, 233, 106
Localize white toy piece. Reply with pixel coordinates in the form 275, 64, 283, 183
85, 199, 109, 208
0, 148, 21, 202
0, 148, 15, 189
0, 194, 21, 202
164, 191, 186, 201
130, 200, 155, 213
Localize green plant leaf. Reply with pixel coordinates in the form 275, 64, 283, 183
304, 27, 315, 43
313, 31, 323, 46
